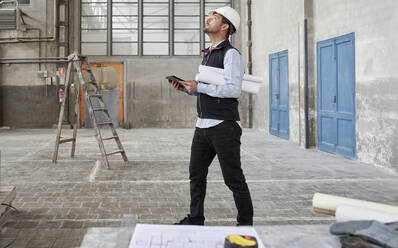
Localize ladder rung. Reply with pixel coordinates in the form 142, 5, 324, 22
59, 138, 75, 144
97, 121, 113, 126
93, 108, 107, 112
102, 136, 118, 141
88, 94, 102, 98
106, 150, 124, 156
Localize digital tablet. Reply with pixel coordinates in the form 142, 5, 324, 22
166, 75, 184, 89
166, 75, 184, 82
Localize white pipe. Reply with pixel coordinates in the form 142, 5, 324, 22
312, 193, 398, 216
336, 205, 398, 223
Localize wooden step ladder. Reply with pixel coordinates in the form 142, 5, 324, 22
52, 52, 128, 168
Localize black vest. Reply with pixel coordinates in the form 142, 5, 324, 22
197, 40, 240, 121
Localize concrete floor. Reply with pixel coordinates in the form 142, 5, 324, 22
0, 128, 397, 247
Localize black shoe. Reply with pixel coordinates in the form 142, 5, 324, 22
174, 215, 204, 225
237, 222, 253, 226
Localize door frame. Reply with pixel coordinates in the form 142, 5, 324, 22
79, 61, 127, 128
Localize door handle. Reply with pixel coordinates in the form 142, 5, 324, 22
275, 94, 279, 99
333, 96, 336, 103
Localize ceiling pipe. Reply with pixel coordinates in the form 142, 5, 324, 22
0, 56, 68, 64
0, 60, 68, 64
0, 57, 67, 60
0, 0, 58, 43
303, 19, 309, 149
0, 57, 68, 64
247, 0, 253, 128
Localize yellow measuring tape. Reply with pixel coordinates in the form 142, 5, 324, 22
225, 235, 258, 248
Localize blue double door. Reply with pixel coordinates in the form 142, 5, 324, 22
317, 33, 356, 158
269, 50, 289, 139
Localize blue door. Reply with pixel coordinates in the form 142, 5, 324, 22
269, 50, 289, 139
317, 33, 356, 158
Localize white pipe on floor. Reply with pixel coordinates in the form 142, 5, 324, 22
336, 204, 398, 223
312, 193, 398, 216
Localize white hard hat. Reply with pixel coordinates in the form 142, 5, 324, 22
209, 6, 240, 32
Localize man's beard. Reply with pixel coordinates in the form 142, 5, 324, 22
203, 26, 218, 34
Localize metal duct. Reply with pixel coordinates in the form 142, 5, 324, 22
0, 9, 17, 29
0, 0, 58, 43
0, 57, 68, 64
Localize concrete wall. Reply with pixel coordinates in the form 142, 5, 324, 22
0, 82, 2, 125
79, 0, 249, 128
0, 0, 59, 127
0, 0, 249, 128
311, 0, 398, 170
242, 0, 306, 146
125, 56, 201, 128
88, 56, 249, 128
239, 0, 398, 171
1, 86, 58, 128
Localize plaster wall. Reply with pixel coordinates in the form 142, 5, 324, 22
247, 0, 305, 146
241, 0, 398, 170
312, 0, 398, 170
88, 55, 249, 128
0, 0, 59, 127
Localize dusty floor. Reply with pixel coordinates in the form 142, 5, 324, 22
0, 128, 397, 247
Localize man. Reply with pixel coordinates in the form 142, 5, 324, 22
169, 6, 253, 226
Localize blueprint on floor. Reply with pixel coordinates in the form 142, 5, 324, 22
129, 224, 265, 248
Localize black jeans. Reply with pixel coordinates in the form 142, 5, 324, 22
189, 120, 253, 225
